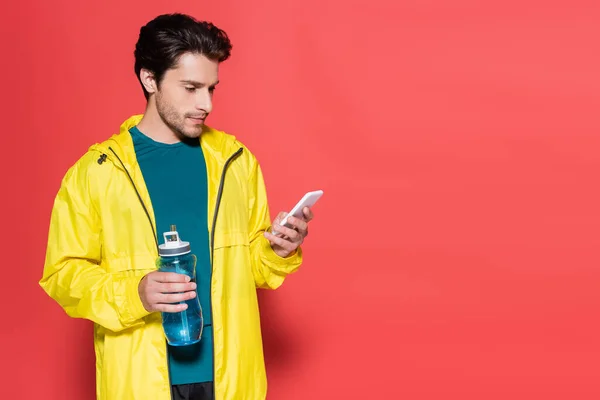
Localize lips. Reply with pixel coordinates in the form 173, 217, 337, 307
188, 116, 205, 124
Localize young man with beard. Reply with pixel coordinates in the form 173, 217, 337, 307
40, 13, 314, 400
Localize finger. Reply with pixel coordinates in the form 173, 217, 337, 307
271, 212, 289, 236
302, 207, 314, 222
152, 272, 191, 283
286, 216, 308, 233
158, 290, 196, 304
264, 231, 297, 251
154, 303, 189, 313
159, 282, 197, 293
273, 211, 287, 226
272, 223, 301, 242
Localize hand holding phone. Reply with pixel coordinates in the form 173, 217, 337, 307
272, 190, 323, 235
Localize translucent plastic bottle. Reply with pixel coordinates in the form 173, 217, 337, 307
156, 225, 203, 346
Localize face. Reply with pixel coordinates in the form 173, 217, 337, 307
148, 52, 220, 139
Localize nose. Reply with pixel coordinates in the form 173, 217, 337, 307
196, 88, 213, 114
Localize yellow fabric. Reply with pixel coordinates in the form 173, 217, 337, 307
40, 115, 303, 400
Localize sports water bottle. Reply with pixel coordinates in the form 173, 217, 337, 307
156, 225, 203, 346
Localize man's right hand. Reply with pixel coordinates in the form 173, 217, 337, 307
138, 271, 197, 313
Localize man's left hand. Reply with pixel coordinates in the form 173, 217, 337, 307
263, 207, 314, 258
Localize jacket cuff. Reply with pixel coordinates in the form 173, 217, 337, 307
115, 274, 151, 326
260, 235, 303, 273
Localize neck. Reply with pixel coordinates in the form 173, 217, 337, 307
135, 99, 181, 144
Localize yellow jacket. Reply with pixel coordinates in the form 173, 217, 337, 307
40, 115, 303, 399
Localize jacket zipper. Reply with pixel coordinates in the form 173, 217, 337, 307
209, 147, 244, 399
107, 147, 158, 248
106, 146, 173, 397
103, 145, 245, 399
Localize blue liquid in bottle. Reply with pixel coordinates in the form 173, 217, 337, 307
156, 225, 203, 346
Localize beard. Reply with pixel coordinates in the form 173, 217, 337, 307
155, 91, 205, 140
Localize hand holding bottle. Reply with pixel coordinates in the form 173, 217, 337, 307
138, 271, 197, 313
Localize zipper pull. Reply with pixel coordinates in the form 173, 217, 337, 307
97, 154, 108, 164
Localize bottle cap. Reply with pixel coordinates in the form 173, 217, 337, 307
158, 224, 191, 256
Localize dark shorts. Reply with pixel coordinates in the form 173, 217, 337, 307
171, 382, 214, 400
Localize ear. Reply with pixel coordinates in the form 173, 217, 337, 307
140, 68, 157, 95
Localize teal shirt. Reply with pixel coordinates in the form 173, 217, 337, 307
130, 126, 214, 385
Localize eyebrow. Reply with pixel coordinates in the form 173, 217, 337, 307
180, 80, 220, 87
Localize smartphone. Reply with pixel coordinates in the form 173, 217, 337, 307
272, 190, 323, 235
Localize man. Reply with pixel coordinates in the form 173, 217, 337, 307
40, 13, 313, 400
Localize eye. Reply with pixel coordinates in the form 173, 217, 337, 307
209, 86, 216, 93
185, 86, 196, 92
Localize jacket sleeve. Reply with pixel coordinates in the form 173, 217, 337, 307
39, 158, 151, 332
247, 154, 303, 289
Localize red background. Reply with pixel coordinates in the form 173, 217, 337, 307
2, 1, 600, 399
